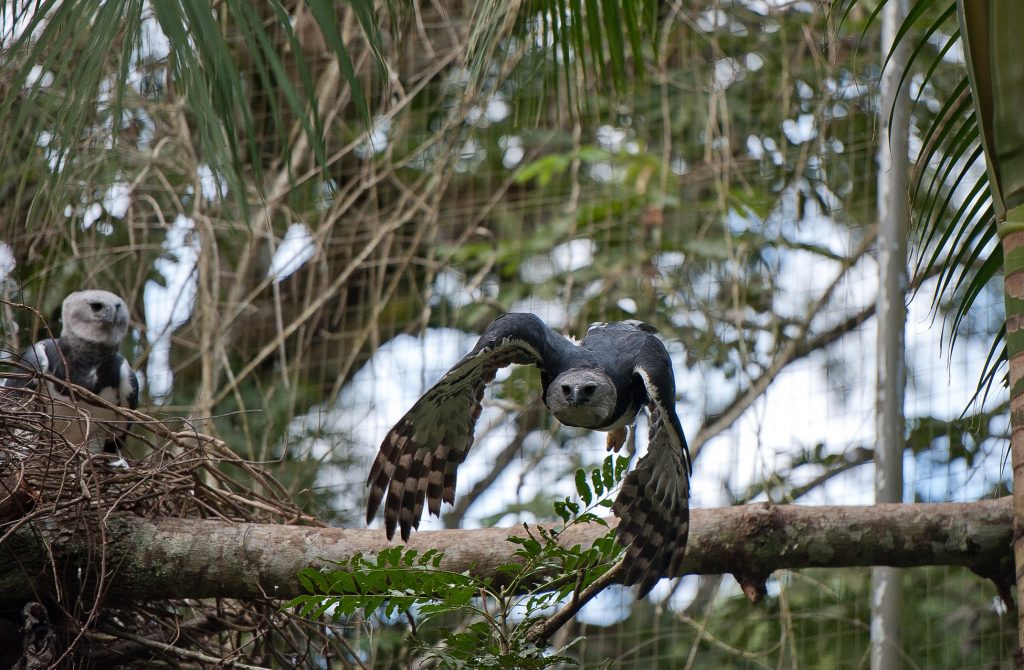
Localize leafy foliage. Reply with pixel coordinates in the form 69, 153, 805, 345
0, 0, 380, 200
288, 455, 630, 667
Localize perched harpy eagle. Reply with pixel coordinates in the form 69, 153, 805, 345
366, 313, 691, 596
4, 290, 139, 453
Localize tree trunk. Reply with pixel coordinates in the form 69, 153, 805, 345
956, 4, 1024, 663
0, 499, 1012, 607
873, 0, 911, 667
1002, 206, 1024, 661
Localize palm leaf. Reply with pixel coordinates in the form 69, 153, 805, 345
843, 0, 1005, 401
462, 0, 657, 117
0, 0, 381, 220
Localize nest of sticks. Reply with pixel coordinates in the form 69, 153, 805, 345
0, 375, 315, 528
0, 371, 359, 669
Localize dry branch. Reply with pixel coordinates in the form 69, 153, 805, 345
0, 498, 1012, 608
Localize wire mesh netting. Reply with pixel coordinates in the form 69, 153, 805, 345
0, 0, 1015, 667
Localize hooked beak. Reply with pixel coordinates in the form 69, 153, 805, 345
560, 383, 584, 406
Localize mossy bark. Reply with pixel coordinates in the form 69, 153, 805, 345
1000, 205, 1024, 657
0, 499, 1012, 607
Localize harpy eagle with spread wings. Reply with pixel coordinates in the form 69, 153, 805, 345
4, 290, 139, 453
366, 313, 691, 596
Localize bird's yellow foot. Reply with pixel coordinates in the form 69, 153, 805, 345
606, 426, 627, 453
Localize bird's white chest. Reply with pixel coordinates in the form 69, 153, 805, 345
600, 403, 640, 431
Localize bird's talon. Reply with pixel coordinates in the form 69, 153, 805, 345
606, 427, 627, 453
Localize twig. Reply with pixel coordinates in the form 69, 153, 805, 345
93, 629, 272, 670
525, 561, 625, 646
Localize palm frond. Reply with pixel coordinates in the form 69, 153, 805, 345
463, 0, 657, 118
0, 0, 381, 221
841, 0, 1005, 402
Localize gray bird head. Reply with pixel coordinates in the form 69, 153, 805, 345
61, 290, 129, 347
545, 368, 617, 429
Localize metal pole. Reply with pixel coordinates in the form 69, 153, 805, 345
872, 0, 911, 668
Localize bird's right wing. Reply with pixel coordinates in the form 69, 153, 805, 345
2, 340, 63, 389
366, 313, 567, 541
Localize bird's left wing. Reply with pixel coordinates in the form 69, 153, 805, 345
366, 313, 566, 541
612, 335, 691, 597
122, 357, 140, 410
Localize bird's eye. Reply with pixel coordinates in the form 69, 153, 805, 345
583, 383, 597, 396
560, 384, 572, 397
89, 302, 103, 312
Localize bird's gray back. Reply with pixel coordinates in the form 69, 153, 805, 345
579, 322, 654, 377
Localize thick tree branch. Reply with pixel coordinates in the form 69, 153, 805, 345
0, 498, 1011, 608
